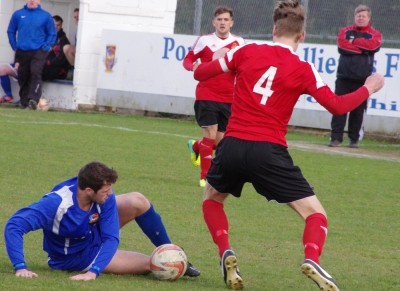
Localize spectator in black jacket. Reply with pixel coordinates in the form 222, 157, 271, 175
42, 15, 71, 81
329, 4, 382, 148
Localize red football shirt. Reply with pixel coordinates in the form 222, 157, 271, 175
211, 42, 369, 146
183, 32, 244, 103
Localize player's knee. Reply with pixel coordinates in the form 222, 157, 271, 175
126, 192, 151, 214
63, 45, 71, 54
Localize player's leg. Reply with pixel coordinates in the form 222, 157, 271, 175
193, 101, 219, 187
215, 130, 225, 145
187, 139, 200, 167
0, 64, 16, 101
116, 192, 171, 246
116, 193, 201, 277
103, 250, 150, 275
215, 101, 231, 146
245, 141, 339, 290
203, 137, 245, 289
63, 45, 76, 67
203, 184, 230, 257
199, 124, 218, 186
0, 75, 13, 102
203, 184, 242, 289
289, 197, 340, 290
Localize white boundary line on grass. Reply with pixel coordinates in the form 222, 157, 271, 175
3, 120, 194, 139
4, 118, 400, 163
289, 142, 400, 163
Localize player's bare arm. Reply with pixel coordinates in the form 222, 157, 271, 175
69, 271, 97, 281
364, 73, 384, 94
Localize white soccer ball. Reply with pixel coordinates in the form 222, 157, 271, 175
150, 244, 188, 281
37, 98, 50, 111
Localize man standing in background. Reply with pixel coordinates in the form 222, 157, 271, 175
7, 0, 56, 110
329, 4, 382, 148
183, 6, 244, 187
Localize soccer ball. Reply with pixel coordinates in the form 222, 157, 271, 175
38, 98, 50, 111
150, 244, 188, 281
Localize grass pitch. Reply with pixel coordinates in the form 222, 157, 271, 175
0, 107, 398, 290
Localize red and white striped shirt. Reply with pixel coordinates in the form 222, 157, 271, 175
183, 32, 244, 103
195, 42, 370, 147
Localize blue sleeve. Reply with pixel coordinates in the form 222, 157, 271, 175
7, 13, 18, 51
42, 14, 57, 52
4, 195, 60, 271
89, 194, 120, 276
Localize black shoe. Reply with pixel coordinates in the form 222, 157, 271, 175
328, 140, 341, 147
348, 141, 359, 148
221, 249, 243, 290
301, 259, 340, 291
184, 262, 201, 277
28, 99, 37, 110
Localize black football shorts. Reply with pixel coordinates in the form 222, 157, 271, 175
207, 136, 315, 203
194, 100, 231, 132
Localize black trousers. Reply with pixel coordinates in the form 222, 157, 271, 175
15, 49, 48, 107
330, 78, 368, 143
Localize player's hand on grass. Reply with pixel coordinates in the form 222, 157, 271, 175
364, 73, 384, 95
15, 269, 38, 278
70, 271, 97, 281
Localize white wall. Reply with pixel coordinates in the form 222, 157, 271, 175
0, 0, 177, 109
75, 0, 177, 107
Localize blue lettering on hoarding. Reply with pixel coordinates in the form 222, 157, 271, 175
370, 98, 398, 112
302, 47, 336, 74
162, 37, 191, 61
175, 45, 186, 60
384, 53, 399, 77
305, 95, 399, 112
306, 96, 318, 104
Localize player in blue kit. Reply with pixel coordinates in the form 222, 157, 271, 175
4, 161, 200, 280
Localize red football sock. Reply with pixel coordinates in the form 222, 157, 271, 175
202, 199, 230, 258
192, 140, 199, 154
302, 213, 328, 264
199, 137, 215, 179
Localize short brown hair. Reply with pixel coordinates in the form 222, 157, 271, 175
273, 0, 305, 41
354, 5, 371, 17
78, 161, 118, 192
214, 6, 233, 18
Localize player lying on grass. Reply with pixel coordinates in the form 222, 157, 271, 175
4, 161, 200, 280
194, 0, 384, 290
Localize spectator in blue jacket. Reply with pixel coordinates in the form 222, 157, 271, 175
7, 0, 56, 110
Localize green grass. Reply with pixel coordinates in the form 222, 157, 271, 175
0, 107, 399, 290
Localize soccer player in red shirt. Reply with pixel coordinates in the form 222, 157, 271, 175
183, 6, 244, 187
194, 0, 384, 290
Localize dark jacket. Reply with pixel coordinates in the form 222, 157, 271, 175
42, 29, 71, 80
47, 29, 70, 68
336, 22, 382, 82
